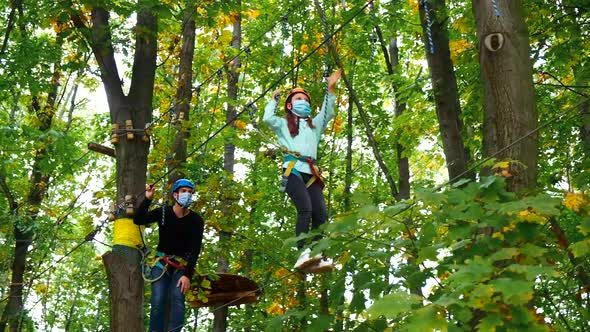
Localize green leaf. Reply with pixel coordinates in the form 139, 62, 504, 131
523, 194, 561, 215
264, 316, 285, 332
367, 290, 421, 319
305, 315, 332, 332
417, 245, 439, 264
479, 176, 498, 188
415, 188, 447, 206
489, 247, 519, 262
490, 278, 534, 305
506, 264, 558, 280
477, 313, 504, 332
569, 239, 590, 258
577, 216, 590, 236
402, 305, 447, 331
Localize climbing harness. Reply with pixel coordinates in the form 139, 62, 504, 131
280, 152, 325, 192
140, 248, 188, 283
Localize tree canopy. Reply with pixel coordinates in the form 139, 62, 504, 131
0, 0, 589, 331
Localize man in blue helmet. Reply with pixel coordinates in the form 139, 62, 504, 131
134, 178, 204, 332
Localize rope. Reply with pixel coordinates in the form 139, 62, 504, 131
420, 0, 435, 54
491, 0, 501, 17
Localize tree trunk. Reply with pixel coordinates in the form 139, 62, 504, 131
580, 99, 590, 163
0, 0, 22, 57
471, 0, 538, 328
102, 252, 144, 332
0, 66, 59, 332
418, 0, 471, 182
84, 2, 158, 331
375, 24, 411, 200
63, 288, 79, 332
169, 12, 196, 183
213, 3, 241, 331
473, 0, 538, 191
342, 92, 354, 210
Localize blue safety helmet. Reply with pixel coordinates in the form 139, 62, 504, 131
171, 178, 194, 193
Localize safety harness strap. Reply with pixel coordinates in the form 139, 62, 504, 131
282, 154, 325, 189
153, 251, 187, 271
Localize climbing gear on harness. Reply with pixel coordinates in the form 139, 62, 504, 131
279, 153, 325, 192
153, 251, 188, 271
171, 178, 194, 193
141, 249, 188, 283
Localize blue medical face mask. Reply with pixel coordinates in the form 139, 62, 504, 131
176, 192, 193, 208
291, 100, 311, 117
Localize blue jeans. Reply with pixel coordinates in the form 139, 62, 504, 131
149, 266, 186, 332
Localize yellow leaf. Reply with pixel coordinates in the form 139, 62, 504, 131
246, 9, 260, 19
493, 161, 510, 169
449, 39, 473, 62
234, 119, 247, 130
408, 0, 419, 15
564, 192, 587, 211
266, 303, 285, 315
452, 16, 470, 34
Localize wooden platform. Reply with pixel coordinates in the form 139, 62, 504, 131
188, 273, 260, 308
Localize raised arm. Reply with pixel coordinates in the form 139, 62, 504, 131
133, 184, 161, 226
313, 70, 341, 130
263, 89, 286, 132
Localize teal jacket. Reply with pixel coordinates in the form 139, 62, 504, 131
263, 93, 337, 174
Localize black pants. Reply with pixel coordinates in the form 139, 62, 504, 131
285, 172, 328, 249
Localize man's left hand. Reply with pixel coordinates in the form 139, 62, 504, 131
177, 275, 191, 294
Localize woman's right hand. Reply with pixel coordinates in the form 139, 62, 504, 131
272, 89, 281, 101
145, 184, 155, 200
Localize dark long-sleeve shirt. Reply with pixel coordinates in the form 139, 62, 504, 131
133, 198, 204, 278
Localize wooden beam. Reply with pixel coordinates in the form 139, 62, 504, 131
88, 142, 115, 158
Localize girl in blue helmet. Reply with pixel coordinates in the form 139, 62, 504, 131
263, 70, 341, 273
134, 178, 204, 332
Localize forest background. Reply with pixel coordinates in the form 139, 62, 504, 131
0, 0, 589, 331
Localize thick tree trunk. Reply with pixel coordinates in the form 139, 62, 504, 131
213, 3, 241, 331
102, 252, 144, 332
471, 1, 538, 328
418, 0, 471, 182
473, 0, 538, 191
87, 2, 158, 331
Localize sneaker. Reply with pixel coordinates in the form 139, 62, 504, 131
304, 258, 334, 274
294, 248, 322, 270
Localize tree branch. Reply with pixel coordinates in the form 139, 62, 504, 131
81, 7, 124, 108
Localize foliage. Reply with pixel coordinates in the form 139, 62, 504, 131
0, 0, 589, 331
